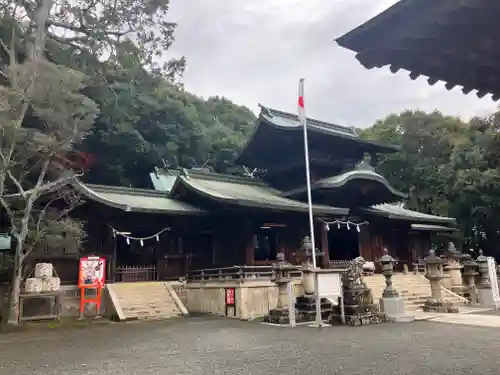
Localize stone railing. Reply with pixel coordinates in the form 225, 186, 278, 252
187, 265, 302, 282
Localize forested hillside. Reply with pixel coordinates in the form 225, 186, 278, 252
360, 110, 500, 256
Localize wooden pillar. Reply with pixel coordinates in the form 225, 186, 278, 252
243, 221, 254, 266
320, 223, 329, 268
358, 225, 371, 260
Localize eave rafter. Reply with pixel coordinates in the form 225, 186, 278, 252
337, 0, 500, 100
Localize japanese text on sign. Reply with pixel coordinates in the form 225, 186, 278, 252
225, 288, 235, 305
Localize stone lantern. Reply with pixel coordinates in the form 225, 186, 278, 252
263, 252, 296, 324
442, 242, 466, 294
378, 248, 398, 298
423, 250, 458, 313
476, 250, 490, 289
272, 252, 292, 310
462, 255, 479, 304
377, 248, 412, 321
295, 236, 324, 295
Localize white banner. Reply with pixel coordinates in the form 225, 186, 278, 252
487, 257, 500, 302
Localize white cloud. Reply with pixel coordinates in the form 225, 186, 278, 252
167, 0, 497, 127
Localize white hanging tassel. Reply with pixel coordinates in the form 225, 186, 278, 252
126, 237, 130, 245
337, 222, 340, 229
326, 224, 330, 231
356, 225, 360, 232
347, 222, 350, 230
140, 239, 144, 247
112, 229, 116, 238
156, 235, 160, 242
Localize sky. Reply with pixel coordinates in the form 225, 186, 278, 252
166, 0, 497, 128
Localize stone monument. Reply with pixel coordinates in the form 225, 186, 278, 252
462, 255, 479, 304
330, 260, 386, 326
442, 242, 466, 295
422, 250, 458, 313
378, 249, 414, 322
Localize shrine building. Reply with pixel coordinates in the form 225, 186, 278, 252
25, 105, 457, 283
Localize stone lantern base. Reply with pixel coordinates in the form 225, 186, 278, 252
380, 297, 415, 322
478, 288, 500, 308
263, 296, 333, 325
422, 299, 459, 313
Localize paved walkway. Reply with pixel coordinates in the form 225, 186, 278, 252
407, 305, 500, 328
429, 313, 500, 327
1, 317, 500, 375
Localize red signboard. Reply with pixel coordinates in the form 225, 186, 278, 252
225, 287, 235, 306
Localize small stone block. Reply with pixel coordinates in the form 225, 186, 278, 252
387, 315, 415, 323
380, 297, 405, 317
423, 299, 459, 313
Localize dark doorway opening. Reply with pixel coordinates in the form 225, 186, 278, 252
328, 227, 359, 261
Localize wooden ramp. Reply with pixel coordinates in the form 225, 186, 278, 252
107, 282, 188, 321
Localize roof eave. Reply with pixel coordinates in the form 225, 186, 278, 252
73, 180, 206, 216
364, 208, 456, 225
175, 176, 348, 216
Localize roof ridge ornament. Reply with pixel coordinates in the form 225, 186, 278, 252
355, 153, 375, 171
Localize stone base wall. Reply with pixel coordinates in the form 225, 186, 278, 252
0, 284, 113, 321
186, 279, 303, 320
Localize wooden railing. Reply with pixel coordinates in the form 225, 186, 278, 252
328, 260, 351, 270
187, 265, 302, 282
114, 265, 158, 283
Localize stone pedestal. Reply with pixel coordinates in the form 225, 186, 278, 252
330, 260, 386, 326
380, 297, 413, 322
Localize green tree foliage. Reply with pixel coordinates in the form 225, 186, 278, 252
361, 110, 500, 256
80, 84, 256, 187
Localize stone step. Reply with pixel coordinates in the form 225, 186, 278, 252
122, 307, 180, 315
108, 282, 186, 321
121, 302, 178, 310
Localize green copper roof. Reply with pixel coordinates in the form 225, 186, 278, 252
73, 180, 204, 215
149, 172, 178, 193
363, 203, 456, 224
170, 169, 348, 215
285, 167, 407, 200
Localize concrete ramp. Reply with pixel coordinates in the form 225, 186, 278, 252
107, 282, 188, 321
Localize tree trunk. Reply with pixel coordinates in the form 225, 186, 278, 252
6, 269, 22, 325
6, 206, 31, 325
28, 0, 53, 61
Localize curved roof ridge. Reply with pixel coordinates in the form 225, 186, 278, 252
180, 168, 269, 186
258, 104, 358, 137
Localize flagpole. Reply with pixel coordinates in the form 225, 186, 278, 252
298, 78, 322, 327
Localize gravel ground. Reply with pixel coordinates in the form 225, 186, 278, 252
0, 317, 499, 375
